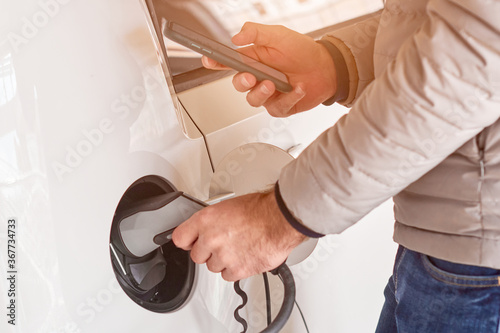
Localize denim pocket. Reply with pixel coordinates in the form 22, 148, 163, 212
421, 254, 500, 288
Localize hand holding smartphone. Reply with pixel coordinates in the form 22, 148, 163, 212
163, 20, 293, 93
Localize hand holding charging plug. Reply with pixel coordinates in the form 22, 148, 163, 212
202, 22, 339, 117
172, 190, 306, 282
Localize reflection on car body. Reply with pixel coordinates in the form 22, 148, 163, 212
0, 0, 385, 332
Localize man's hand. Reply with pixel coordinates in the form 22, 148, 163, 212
202, 22, 337, 117
172, 190, 307, 281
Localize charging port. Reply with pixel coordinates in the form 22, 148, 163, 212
109, 175, 196, 313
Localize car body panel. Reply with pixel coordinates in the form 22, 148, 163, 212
1, 1, 396, 333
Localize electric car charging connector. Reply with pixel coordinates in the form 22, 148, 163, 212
112, 188, 299, 332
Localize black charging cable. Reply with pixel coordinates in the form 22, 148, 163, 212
233, 263, 296, 333
263, 272, 272, 326
294, 299, 310, 333
234, 280, 249, 332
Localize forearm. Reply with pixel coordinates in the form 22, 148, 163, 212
278, 0, 500, 235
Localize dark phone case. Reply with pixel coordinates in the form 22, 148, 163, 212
163, 21, 293, 93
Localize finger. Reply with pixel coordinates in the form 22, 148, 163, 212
265, 84, 306, 117
232, 22, 278, 47
221, 266, 250, 282
206, 256, 225, 273
201, 56, 231, 71
172, 218, 199, 251
190, 242, 212, 264
221, 268, 239, 282
246, 80, 276, 107
232, 72, 257, 92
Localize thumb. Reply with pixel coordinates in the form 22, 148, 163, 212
172, 216, 199, 250
232, 22, 278, 47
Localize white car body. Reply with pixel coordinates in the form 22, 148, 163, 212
1, 0, 396, 332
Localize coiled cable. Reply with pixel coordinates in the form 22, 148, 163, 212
233, 263, 296, 333
234, 280, 249, 333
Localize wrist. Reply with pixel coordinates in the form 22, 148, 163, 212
316, 39, 349, 105
273, 182, 325, 239
260, 190, 307, 251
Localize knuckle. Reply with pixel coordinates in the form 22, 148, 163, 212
206, 259, 223, 273
206, 261, 215, 272
246, 92, 264, 107
189, 246, 206, 264
232, 74, 249, 92
196, 207, 214, 226
171, 231, 184, 247
189, 251, 201, 264
246, 96, 259, 107
221, 269, 239, 282
266, 98, 294, 117
215, 249, 230, 265
221, 261, 253, 281
204, 234, 220, 249
266, 104, 284, 117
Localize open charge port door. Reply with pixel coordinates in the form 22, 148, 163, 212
109, 175, 205, 313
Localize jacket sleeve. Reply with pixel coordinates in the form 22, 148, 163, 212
320, 11, 382, 107
278, 0, 500, 236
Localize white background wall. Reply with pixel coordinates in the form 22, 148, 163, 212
285, 200, 398, 332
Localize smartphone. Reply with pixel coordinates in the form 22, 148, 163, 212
163, 20, 293, 93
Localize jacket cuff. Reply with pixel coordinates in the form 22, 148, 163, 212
317, 39, 349, 105
274, 182, 325, 238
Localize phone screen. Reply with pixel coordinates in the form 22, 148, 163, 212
164, 21, 292, 92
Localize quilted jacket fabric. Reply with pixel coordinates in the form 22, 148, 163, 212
279, 0, 500, 268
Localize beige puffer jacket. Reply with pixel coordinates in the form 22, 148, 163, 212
279, 0, 500, 268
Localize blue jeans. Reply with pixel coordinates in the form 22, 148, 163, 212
375, 246, 500, 333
